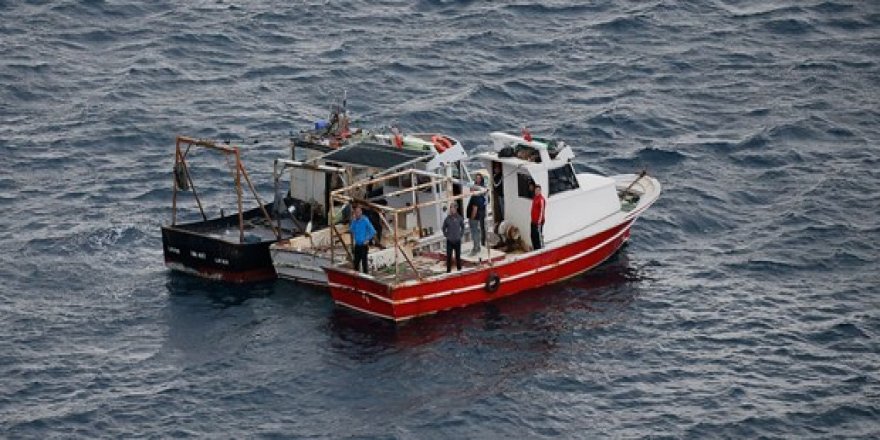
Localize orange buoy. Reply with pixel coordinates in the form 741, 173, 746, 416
432, 135, 452, 153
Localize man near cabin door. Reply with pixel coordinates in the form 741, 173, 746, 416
474, 174, 487, 247
467, 176, 486, 256
350, 205, 376, 274
443, 203, 465, 272
530, 184, 546, 250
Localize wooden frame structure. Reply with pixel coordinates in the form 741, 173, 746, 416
170, 136, 278, 243
328, 168, 490, 283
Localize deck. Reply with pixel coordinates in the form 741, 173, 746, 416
271, 222, 517, 284
366, 241, 514, 284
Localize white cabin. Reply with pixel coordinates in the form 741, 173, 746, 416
478, 132, 621, 249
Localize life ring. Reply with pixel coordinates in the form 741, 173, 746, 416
432, 135, 452, 153
484, 272, 501, 293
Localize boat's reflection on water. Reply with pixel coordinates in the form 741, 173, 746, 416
161, 247, 644, 360
326, 248, 645, 351
164, 274, 279, 307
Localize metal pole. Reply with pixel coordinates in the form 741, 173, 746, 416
235, 149, 244, 244
172, 140, 179, 225
373, 155, 430, 178
273, 159, 281, 233
339, 167, 413, 195
239, 161, 279, 239
412, 170, 423, 237
330, 191, 335, 264
393, 211, 399, 282
328, 193, 354, 263
176, 140, 207, 221
486, 169, 492, 265
380, 179, 439, 199
373, 205, 421, 281
335, 183, 485, 212
330, 222, 353, 263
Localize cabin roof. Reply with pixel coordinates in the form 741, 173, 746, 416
319, 142, 432, 169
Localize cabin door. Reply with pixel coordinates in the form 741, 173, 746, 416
491, 161, 504, 224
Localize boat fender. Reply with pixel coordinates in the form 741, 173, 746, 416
432, 135, 452, 153
485, 272, 501, 293
391, 126, 404, 149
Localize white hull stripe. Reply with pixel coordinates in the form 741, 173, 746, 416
328, 282, 395, 303
332, 299, 395, 320
330, 222, 631, 306
499, 223, 629, 285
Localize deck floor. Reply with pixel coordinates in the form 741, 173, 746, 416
272, 218, 523, 283
368, 241, 515, 284
205, 218, 299, 244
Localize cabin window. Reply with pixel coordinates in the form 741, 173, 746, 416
385, 174, 410, 189
517, 173, 535, 199
515, 144, 541, 162
415, 173, 434, 193
548, 164, 579, 196
534, 138, 563, 159
451, 161, 462, 179
365, 180, 384, 200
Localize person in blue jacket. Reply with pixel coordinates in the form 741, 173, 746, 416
350, 205, 376, 274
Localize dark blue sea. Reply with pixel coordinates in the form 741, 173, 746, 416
2, 1, 879, 438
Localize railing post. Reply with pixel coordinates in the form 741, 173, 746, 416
235, 149, 244, 244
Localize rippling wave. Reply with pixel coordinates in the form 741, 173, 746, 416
1, 0, 878, 437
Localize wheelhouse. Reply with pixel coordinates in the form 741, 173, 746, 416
479, 132, 621, 249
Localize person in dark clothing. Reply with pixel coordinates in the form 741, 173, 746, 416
364, 182, 387, 247
466, 175, 487, 256
473, 174, 487, 246
466, 195, 481, 256
442, 203, 465, 272
492, 162, 504, 221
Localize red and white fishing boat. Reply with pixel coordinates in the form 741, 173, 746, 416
322, 131, 661, 321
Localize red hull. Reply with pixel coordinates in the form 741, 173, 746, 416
325, 220, 634, 321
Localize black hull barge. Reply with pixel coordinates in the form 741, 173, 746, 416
161, 204, 280, 283
161, 136, 285, 283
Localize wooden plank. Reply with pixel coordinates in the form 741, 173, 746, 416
239, 161, 279, 238
176, 135, 237, 153
235, 149, 244, 243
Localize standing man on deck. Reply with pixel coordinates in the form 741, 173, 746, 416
530, 184, 546, 250
443, 203, 465, 273
475, 174, 487, 247
467, 175, 487, 256
350, 205, 376, 274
